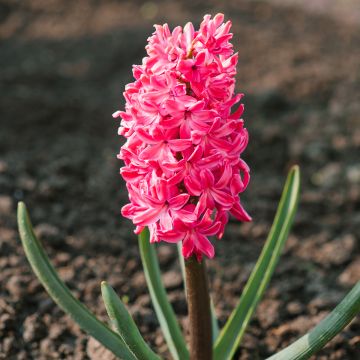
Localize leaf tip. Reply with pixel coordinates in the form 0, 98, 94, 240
17, 201, 26, 214
288, 164, 301, 190
290, 164, 300, 175
17, 201, 29, 232
101, 281, 113, 301
101, 281, 110, 296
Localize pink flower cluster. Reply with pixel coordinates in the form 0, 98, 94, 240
114, 13, 251, 260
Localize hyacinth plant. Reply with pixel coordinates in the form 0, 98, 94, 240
18, 14, 359, 360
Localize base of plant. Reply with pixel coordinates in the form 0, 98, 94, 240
17, 167, 360, 360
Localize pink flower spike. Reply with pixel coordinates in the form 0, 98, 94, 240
116, 14, 251, 260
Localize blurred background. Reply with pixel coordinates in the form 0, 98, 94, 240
0, 0, 359, 359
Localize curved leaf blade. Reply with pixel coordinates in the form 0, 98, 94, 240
101, 281, 161, 360
17, 202, 136, 360
213, 166, 301, 360
267, 281, 360, 360
139, 229, 189, 360
210, 300, 220, 343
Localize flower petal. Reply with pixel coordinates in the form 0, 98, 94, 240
169, 193, 190, 210
230, 200, 252, 222
133, 206, 163, 226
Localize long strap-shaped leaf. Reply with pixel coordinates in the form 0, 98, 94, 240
267, 281, 360, 360
213, 166, 300, 360
17, 202, 136, 360
210, 300, 220, 343
177, 242, 220, 343
139, 229, 189, 360
101, 281, 161, 360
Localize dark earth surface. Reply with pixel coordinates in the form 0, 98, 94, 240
0, 0, 359, 359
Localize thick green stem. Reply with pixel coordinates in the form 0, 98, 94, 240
185, 257, 212, 360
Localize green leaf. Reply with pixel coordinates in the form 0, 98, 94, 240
17, 202, 136, 360
139, 229, 189, 360
267, 281, 360, 360
101, 281, 161, 360
210, 300, 220, 343
213, 165, 301, 360
176, 242, 219, 343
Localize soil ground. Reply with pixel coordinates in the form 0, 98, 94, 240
0, 0, 359, 359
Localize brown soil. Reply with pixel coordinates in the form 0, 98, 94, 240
0, 0, 359, 359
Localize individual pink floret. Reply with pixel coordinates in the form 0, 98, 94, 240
114, 13, 251, 260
